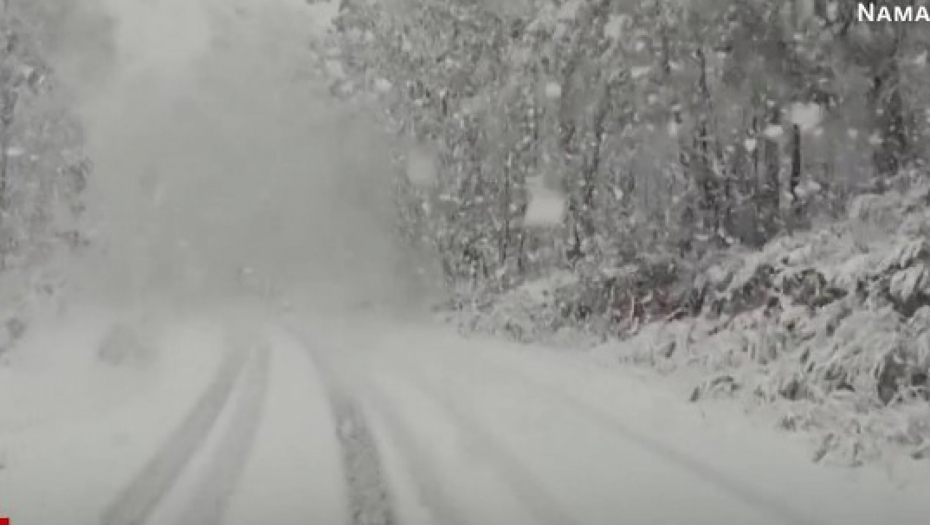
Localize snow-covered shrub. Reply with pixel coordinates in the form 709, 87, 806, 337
451, 179, 930, 464
450, 271, 585, 345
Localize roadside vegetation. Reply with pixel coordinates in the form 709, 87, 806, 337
323, 0, 930, 465
0, 1, 93, 357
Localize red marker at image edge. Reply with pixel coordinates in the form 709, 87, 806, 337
0, 516, 9, 525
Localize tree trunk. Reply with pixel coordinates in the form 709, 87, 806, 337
757, 104, 782, 240
694, 47, 720, 233
789, 123, 802, 216
870, 56, 907, 177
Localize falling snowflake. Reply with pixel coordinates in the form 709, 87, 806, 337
789, 102, 822, 132
630, 66, 651, 80
524, 178, 565, 227
915, 51, 927, 67
763, 125, 784, 139
604, 14, 627, 41
324, 59, 345, 79
544, 82, 562, 100
405, 146, 438, 187
373, 77, 393, 93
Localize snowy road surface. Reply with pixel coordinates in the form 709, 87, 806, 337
2, 310, 929, 525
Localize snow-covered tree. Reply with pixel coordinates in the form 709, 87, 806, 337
0, 0, 92, 352
327, 0, 930, 309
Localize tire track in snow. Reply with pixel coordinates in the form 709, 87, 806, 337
359, 382, 470, 525
296, 334, 397, 525
100, 342, 251, 525
411, 347, 827, 525
523, 374, 826, 525
332, 393, 397, 525
387, 369, 582, 525
175, 343, 271, 525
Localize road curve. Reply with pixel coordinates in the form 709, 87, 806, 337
298, 315, 930, 525
9, 312, 926, 525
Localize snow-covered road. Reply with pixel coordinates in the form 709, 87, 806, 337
289, 314, 930, 525
4, 309, 928, 525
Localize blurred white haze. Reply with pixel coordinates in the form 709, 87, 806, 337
44, 0, 425, 315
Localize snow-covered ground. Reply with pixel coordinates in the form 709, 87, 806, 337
0, 308, 229, 523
